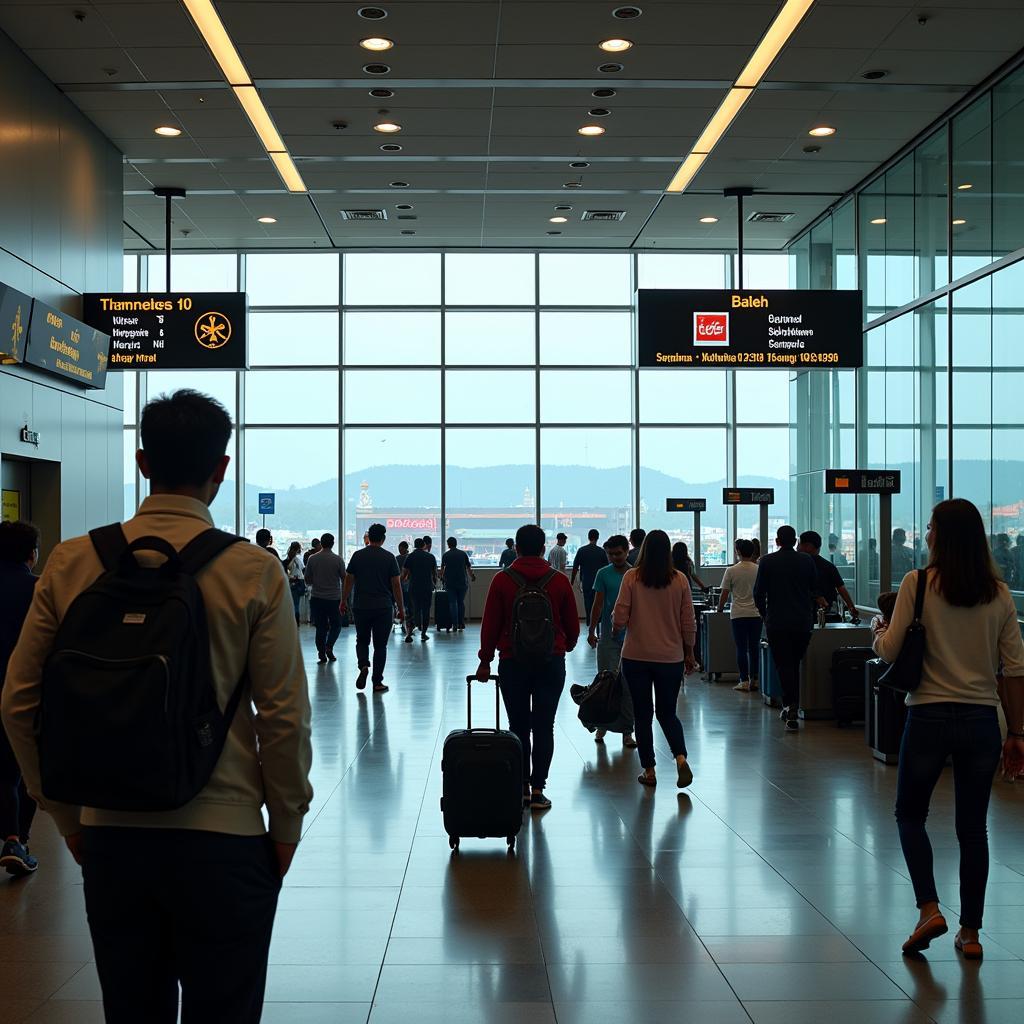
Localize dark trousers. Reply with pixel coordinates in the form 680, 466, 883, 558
82, 827, 281, 1023
766, 627, 812, 710
310, 597, 342, 653
447, 587, 467, 629
895, 703, 1002, 929
0, 727, 36, 842
410, 589, 432, 634
498, 656, 566, 791
730, 617, 763, 682
288, 583, 304, 621
622, 658, 687, 770
354, 607, 393, 683
582, 585, 596, 630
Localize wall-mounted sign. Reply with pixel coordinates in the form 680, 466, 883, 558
666, 498, 707, 513
24, 301, 109, 389
723, 488, 775, 505
258, 493, 275, 515
825, 469, 901, 495
385, 517, 439, 531
82, 292, 248, 370
19, 426, 40, 447
638, 289, 863, 369
1, 489, 20, 522
0, 282, 32, 366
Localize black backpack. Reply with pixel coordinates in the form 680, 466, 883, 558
504, 567, 557, 662
38, 525, 247, 812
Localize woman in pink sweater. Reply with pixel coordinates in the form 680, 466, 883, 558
612, 529, 698, 788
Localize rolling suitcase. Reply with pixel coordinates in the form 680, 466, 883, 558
434, 588, 453, 632
868, 658, 907, 764
760, 640, 782, 707
440, 675, 524, 852
831, 646, 875, 726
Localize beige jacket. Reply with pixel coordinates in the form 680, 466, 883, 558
1, 495, 313, 843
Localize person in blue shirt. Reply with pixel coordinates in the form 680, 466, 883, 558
498, 538, 516, 569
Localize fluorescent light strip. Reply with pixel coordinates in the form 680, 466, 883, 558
665, 153, 708, 194
233, 86, 286, 153
735, 0, 816, 88
269, 152, 307, 194
692, 87, 753, 156
180, 0, 250, 85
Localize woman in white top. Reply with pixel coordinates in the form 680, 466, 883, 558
718, 539, 762, 693
873, 499, 1024, 960
283, 541, 306, 626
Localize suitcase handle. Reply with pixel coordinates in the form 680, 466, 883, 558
465, 674, 502, 731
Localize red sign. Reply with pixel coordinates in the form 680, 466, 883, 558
693, 311, 729, 347
386, 517, 437, 530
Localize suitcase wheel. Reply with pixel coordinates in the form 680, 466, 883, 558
449, 836, 460, 851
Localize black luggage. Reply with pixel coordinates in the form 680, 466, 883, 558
434, 588, 453, 632
868, 657, 907, 764
440, 675, 524, 852
760, 640, 782, 707
831, 646, 874, 726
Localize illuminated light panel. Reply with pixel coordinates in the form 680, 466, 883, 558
269, 151, 307, 194
665, 152, 708, 194
699, 216, 719, 224
599, 38, 633, 52
808, 125, 837, 137
735, 0, 815, 88
180, 0, 251, 85
577, 124, 606, 136
692, 87, 753, 155
154, 125, 181, 136
870, 218, 887, 225
257, 216, 277, 224
549, 216, 568, 223
374, 121, 402, 133
359, 37, 394, 51
957, 183, 973, 190
232, 86, 286, 152
952, 218, 967, 225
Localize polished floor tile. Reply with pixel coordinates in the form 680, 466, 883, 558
4, 624, 1023, 1022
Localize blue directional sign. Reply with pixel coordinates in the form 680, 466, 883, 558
258, 493, 275, 515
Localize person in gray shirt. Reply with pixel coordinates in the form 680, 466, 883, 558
304, 532, 345, 664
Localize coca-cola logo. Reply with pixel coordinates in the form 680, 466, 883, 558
386, 517, 437, 530
693, 311, 729, 347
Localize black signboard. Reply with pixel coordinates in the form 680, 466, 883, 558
24, 301, 109, 389
0, 282, 32, 366
666, 498, 707, 513
825, 469, 901, 495
638, 289, 863, 369
82, 292, 248, 370
723, 488, 775, 505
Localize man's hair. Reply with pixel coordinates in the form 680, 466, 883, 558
0, 520, 40, 563
800, 530, 822, 552
310, 537, 321, 548
588, 529, 599, 542
629, 527, 646, 546
414, 537, 425, 549
893, 528, 907, 544
828, 533, 840, 547
604, 534, 628, 552
368, 523, 386, 544
398, 540, 409, 552
447, 536, 458, 548
734, 538, 754, 559
256, 528, 272, 548
423, 535, 433, 545
140, 389, 231, 488
505, 538, 514, 547
556, 532, 567, 542
515, 524, 546, 557
776, 525, 797, 548
320, 532, 335, 549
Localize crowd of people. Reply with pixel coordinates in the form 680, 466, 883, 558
0, 388, 1023, 1016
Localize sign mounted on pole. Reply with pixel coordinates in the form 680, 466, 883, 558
258, 493, 276, 516
666, 498, 707, 513
825, 470, 901, 494
723, 488, 775, 505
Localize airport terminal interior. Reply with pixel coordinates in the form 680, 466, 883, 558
3, 0, 1024, 1021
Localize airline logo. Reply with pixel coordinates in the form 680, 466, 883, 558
693, 311, 729, 347
834, 476, 850, 489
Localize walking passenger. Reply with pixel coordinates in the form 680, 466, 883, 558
672, 541, 707, 594
753, 525, 823, 731
798, 531, 859, 621
283, 541, 306, 626
613, 529, 697, 789
587, 534, 636, 748
626, 527, 646, 566
547, 532, 569, 573
255, 527, 280, 562
342, 522, 403, 694
498, 538, 516, 569
303, 536, 321, 566
572, 528, 608, 629
0, 521, 40, 877
440, 536, 475, 631
305, 532, 346, 663
873, 499, 1024, 959
403, 537, 437, 641
476, 525, 579, 811
718, 539, 762, 693
751, 536, 761, 562
397, 540, 412, 639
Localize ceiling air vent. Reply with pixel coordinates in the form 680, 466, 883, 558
340, 209, 387, 221
581, 209, 626, 222
747, 211, 794, 224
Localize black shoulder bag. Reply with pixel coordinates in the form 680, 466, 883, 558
878, 568, 927, 694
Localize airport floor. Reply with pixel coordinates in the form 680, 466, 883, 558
2, 625, 1024, 1023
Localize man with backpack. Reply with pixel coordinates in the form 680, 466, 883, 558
475, 524, 579, 811
1, 390, 313, 1022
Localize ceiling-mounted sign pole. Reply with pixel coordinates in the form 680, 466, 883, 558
724, 187, 754, 289
153, 187, 186, 291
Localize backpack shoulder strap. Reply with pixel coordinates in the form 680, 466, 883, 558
178, 529, 246, 577
537, 569, 557, 591
88, 523, 129, 572
503, 567, 526, 588
912, 568, 927, 622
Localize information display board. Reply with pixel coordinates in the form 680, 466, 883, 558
638, 289, 863, 369
82, 292, 248, 370
723, 487, 775, 505
24, 301, 109, 389
666, 498, 707, 513
825, 469, 901, 494
0, 282, 32, 366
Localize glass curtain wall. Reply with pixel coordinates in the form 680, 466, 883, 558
121, 250, 792, 565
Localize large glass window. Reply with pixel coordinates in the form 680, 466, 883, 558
147, 254, 237, 292
444, 254, 535, 305
343, 370, 441, 424
245, 370, 338, 424
344, 254, 440, 305
344, 312, 441, 365
445, 312, 535, 365
539, 312, 631, 365
249, 312, 339, 366
445, 370, 535, 423
540, 370, 631, 424
539, 254, 632, 306
246, 254, 338, 306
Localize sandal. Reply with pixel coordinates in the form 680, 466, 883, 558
954, 932, 983, 960
637, 771, 657, 787
902, 912, 948, 955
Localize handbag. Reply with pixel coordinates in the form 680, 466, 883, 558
878, 568, 927, 693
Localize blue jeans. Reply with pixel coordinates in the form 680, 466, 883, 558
621, 658, 687, 771
447, 586, 467, 629
895, 702, 1002, 929
730, 616, 762, 682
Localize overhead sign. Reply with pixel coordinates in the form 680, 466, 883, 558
638, 289, 863, 369
825, 469, 901, 495
666, 498, 707, 513
0, 282, 32, 366
723, 488, 775, 505
258, 493, 275, 515
24, 301, 109, 389
82, 292, 248, 370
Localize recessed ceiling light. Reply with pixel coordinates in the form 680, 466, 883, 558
554, 205, 572, 211
569, 161, 590, 169
374, 121, 402, 133
612, 6, 642, 18
803, 145, 821, 154
369, 88, 394, 98
257, 216, 277, 224
699, 216, 718, 224
363, 63, 390, 74
598, 62, 624, 73
592, 88, 616, 99
563, 181, 583, 189
390, 180, 409, 187
395, 203, 413, 210
599, 38, 633, 52
549, 216, 568, 223
401, 229, 415, 235
870, 217, 887, 225
808, 125, 836, 137
358, 6, 388, 19
578, 124, 606, 136
589, 107, 611, 117
380, 143, 402, 151
952, 218, 967, 225
957, 183, 973, 190
861, 69, 888, 80
154, 125, 182, 136
359, 36, 393, 51
547, 230, 562, 235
